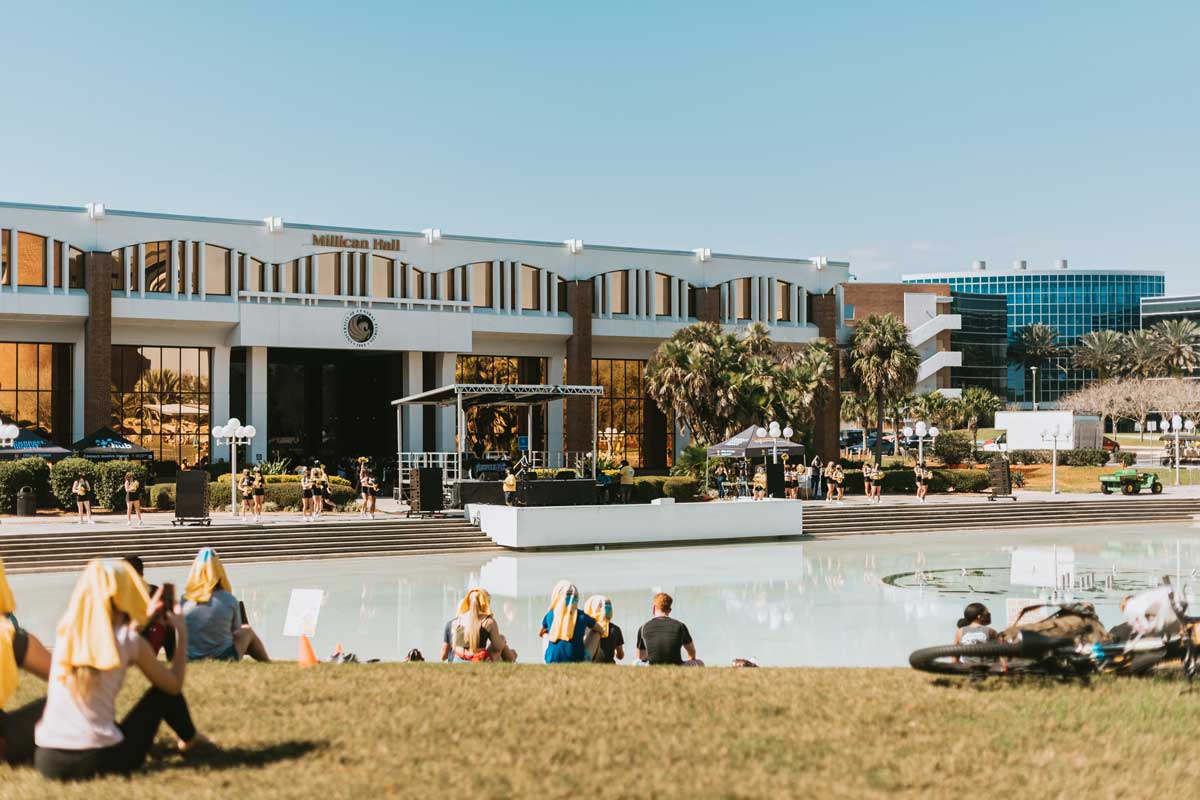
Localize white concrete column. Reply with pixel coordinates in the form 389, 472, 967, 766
547, 354, 564, 459
549, 271, 559, 314
402, 351, 424, 451
338, 253, 348, 297
490, 261, 501, 311
184, 241, 194, 299
198, 243, 207, 300
124, 248, 133, 298
767, 277, 777, 324
246, 346, 269, 462
170, 240, 179, 298
720, 283, 730, 322
423, 271, 432, 301
137, 243, 146, 298
45, 239, 56, 291
513, 261, 523, 315
749, 279, 759, 322
646, 270, 657, 319
210, 345, 230, 432
230, 251, 240, 300
626, 270, 637, 317
602, 274, 611, 318
797, 286, 807, 326
541, 269, 550, 316
435, 353, 457, 452
9, 232, 17, 293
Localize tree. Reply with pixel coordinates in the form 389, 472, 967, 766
959, 386, 1002, 457
1151, 319, 1200, 376
1072, 330, 1125, 382
1121, 329, 1164, 378
846, 314, 919, 467
1008, 323, 1064, 405
886, 393, 915, 456
910, 391, 950, 429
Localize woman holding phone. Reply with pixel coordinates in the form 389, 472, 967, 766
71, 473, 94, 525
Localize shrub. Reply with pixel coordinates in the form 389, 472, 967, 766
932, 431, 974, 466
154, 486, 174, 510
663, 477, 700, 501
215, 472, 352, 487
1057, 448, 1110, 467
50, 457, 99, 510
93, 460, 152, 511
1007, 449, 1052, 465
927, 469, 990, 493
0, 457, 51, 513
203, 481, 356, 512
1113, 451, 1138, 467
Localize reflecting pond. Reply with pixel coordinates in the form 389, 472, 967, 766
10, 521, 1200, 666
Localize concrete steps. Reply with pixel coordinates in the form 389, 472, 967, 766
802, 497, 1200, 537
0, 517, 498, 573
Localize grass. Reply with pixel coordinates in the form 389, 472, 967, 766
4, 663, 1200, 798
1013, 464, 1199, 493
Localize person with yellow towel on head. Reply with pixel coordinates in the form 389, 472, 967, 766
451, 588, 518, 663
584, 595, 625, 663
538, 580, 598, 663
33, 559, 196, 780
181, 547, 270, 662
0, 557, 52, 766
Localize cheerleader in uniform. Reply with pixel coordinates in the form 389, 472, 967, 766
251, 466, 266, 522
362, 470, 378, 519
299, 467, 313, 521
71, 473, 94, 525
309, 463, 324, 519
238, 468, 254, 518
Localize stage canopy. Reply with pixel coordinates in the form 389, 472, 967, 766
706, 425, 806, 459
391, 383, 604, 409
72, 427, 154, 461
0, 427, 71, 462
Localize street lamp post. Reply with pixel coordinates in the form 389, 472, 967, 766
1168, 414, 1194, 487
902, 421, 940, 465
1030, 366, 1039, 411
1041, 424, 1067, 495
210, 417, 256, 516
755, 421, 794, 464
0, 423, 18, 447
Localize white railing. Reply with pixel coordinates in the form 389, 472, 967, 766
907, 313, 961, 347
916, 350, 963, 384
238, 290, 472, 312
395, 450, 597, 502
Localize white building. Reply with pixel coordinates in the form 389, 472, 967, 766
0, 201, 848, 473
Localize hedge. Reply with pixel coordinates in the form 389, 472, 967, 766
932, 431, 974, 465
0, 457, 51, 513
1113, 451, 1138, 467
215, 472, 353, 487
49, 458, 99, 510
1007, 449, 1111, 467
151, 481, 358, 512
93, 461, 152, 511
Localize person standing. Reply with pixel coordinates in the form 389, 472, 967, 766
831, 463, 845, 504
713, 463, 728, 501
71, 473, 94, 525
636, 592, 701, 666
123, 472, 143, 528
502, 470, 517, 506
237, 469, 253, 519
309, 463, 325, 519
618, 460, 635, 504
361, 470, 378, 519
873, 462, 884, 504
251, 467, 266, 522
915, 460, 929, 503
809, 456, 823, 500
299, 467, 313, 521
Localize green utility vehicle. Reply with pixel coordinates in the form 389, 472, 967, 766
1098, 467, 1163, 496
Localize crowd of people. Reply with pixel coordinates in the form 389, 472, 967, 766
0, 547, 269, 780
712, 456, 935, 505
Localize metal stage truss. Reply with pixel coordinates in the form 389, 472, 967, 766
390, 383, 605, 504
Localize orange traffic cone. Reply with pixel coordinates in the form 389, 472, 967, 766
298, 634, 319, 667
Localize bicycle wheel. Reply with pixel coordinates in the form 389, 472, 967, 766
908, 642, 1028, 675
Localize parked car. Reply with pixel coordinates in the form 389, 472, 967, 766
981, 433, 1008, 453
1102, 436, 1120, 453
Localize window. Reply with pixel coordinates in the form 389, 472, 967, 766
408, 267, 426, 300
455, 355, 548, 453
109, 249, 126, 291
316, 253, 338, 295
472, 262, 493, 308
17, 233, 46, 287
0, 230, 8, 284
204, 245, 231, 295
521, 265, 541, 311
843, 302, 855, 321
590, 359, 672, 468
655, 273, 672, 317
240, 257, 265, 293
609, 271, 629, 315
736, 278, 752, 320
775, 280, 792, 321
0, 342, 71, 440
111, 345, 211, 467
371, 255, 393, 298
144, 241, 171, 293
687, 286, 697, 318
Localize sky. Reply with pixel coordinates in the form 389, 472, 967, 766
2, 2, 1197, 292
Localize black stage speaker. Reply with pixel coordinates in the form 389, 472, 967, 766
174, 470, 210, 519
411, 467, 444, 513
766, 462, 785, 498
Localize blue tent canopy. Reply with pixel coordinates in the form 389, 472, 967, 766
0, 427, 71, 462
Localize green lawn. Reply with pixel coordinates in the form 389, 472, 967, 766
4, 663, 1200, 797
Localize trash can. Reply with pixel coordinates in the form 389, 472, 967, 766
16, 486, 36, 516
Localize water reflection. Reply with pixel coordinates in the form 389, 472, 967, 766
9, 523, 1200, 667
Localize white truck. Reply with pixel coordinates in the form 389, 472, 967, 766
991, 411, 1102, 452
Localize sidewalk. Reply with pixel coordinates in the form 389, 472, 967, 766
798, 484, 1200, 507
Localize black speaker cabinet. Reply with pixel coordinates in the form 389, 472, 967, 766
766, 462, 785, 498
174, 470, 210, 520
411, 467, 444, 513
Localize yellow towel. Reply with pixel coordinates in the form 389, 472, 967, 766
458, 588, 492, 617
52, 559, 150, 677
0, 557, 15, 617
0, 618, 17, 707
546, 580, 579, 643
184, 547, 232, 604
584, 595, 612, 638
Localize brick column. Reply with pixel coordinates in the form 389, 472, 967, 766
564, 280, 594, 453
692, 287, 722, 324
83, 252, 114, 434
810, 292, 842, 463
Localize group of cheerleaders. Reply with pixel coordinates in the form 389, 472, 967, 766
237, 458, 380, 522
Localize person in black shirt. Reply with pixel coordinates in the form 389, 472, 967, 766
585, 595, 624, 663
636, 592, 702, 666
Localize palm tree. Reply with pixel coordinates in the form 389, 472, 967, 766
846, 314, 919, 467
886, 393, 915, 456
1151, 319, 1200, 376
1008, 323, 1064, 405
909, 391, 948, 428
1072, 330, 1125, 382
959, 386, 1002, 457
839, 393, 872, 460
1121, 329, 1163, 378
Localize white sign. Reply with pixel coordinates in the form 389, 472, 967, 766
282, 588, 325, 637
1010, 546, 1074, 589
1148, 421, 1158, 432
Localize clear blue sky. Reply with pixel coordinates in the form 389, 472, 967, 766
3, 2, 1197, 292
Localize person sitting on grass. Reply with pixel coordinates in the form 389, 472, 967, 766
539, 581, 597, 663
953, 602, 999, 665
636, 592, 702, 666
584, 595, 624, 663
33, 559, 195, 780
452, 588, 517, 662
0, 557, 52, 767
181, 548, 270, 662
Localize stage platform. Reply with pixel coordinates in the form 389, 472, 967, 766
466, 498, 803, 549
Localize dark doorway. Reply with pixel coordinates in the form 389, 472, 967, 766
267, 349, 403, 484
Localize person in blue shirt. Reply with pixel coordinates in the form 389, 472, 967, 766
539, 581, 596, 663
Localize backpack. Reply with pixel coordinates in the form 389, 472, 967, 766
1003, 602, 1110, 645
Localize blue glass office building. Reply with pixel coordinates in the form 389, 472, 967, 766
903, 267, 1164, 402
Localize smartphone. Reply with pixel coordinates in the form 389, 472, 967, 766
160, 582, 175, 612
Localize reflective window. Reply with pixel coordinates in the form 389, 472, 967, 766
109, 249, 126, 291
609, 271, 629, 315
455, 355, 547, 453
144, 241, 171, 293
409, 267, 426, 300
0, 341, 72, 441
0, 230, 8, 284
371, 255, 393, 298
204, 245, 231, 295
316, 253, 338, 295
775, 280, 792, 321
590, 359, 673, 468
111, 345, 211, 467
655, 273, 672, 317
472, 262, 493, 308
736, 278, 752, 320
17, 233, 46, 287
522, 265, 541, 311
